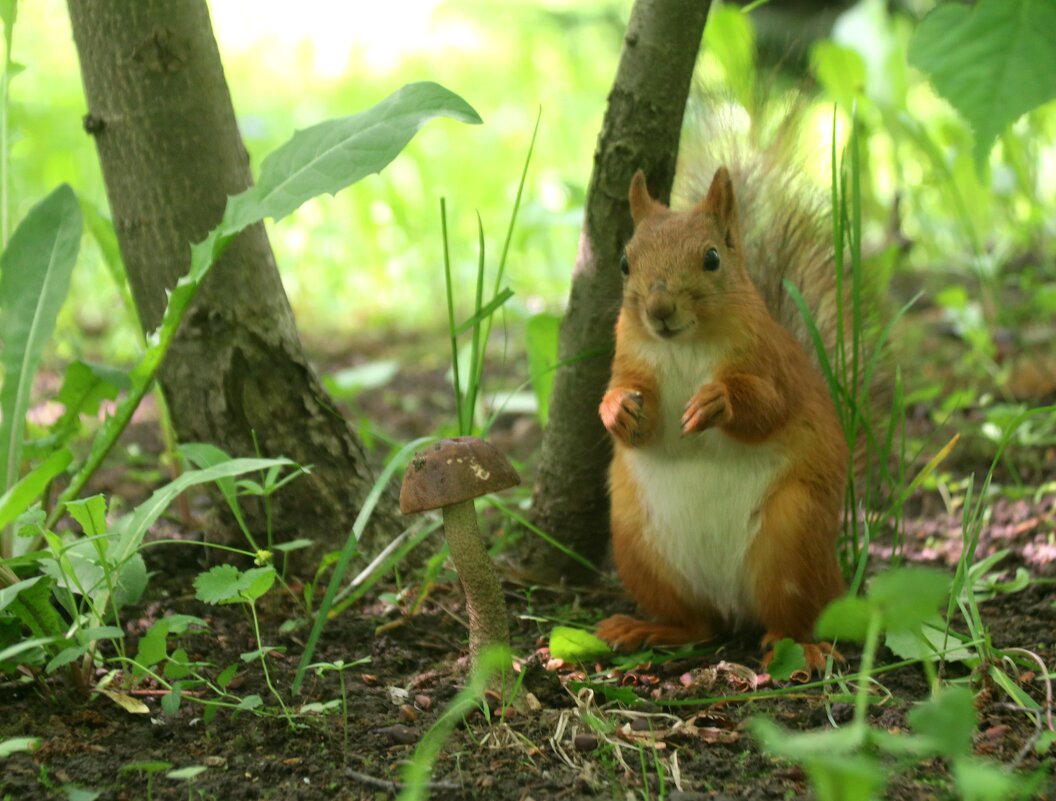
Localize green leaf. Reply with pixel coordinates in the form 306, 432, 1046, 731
0, 736, 40, 758
57, 360, 128, 418
216, 663, 238, 690
811, 41, 867, 113
525, 313, 560, 427
160, 685, 181, 717
238, 566, 276, 602
322, 360, 398, 401
908, 0, 1056, 170
815, 596, 872, 641
868, 567, 951, 633
548, 626, 612, 662
66, 495, 108, 537
0, 575, 41, 613
766, 638, 806, 682
46, 644, 87, 673
885, 617, 976, 664
703, 4, 755, 109
166, 765, 206, 781
0, 447, 72, 532
62, 786, 101, 801
908, 687, 977, 759
110, 458, 293, 577
163, 648, 192, 680
222, 81, 481, 235
0, 185, 83, 494
120, 760, 173, 775
804, 754, 886, 801
952, 757, 1024, 801
236, 694, 263, 711
193, 564, 242, 605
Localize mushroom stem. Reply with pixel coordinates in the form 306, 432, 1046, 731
441, 499, 510, 666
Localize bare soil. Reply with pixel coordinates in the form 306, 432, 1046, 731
2, 333, 1054, 801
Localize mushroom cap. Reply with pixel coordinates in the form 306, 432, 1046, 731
399, 436, 520, 514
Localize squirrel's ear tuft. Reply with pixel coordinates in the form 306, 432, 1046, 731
628, 169, 657, 226
701, 166, 739, 249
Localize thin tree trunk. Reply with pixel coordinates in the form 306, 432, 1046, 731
66, 0, 397, 553
525, 0, 710, 581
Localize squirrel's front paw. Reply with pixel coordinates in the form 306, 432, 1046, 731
682, 382, 732, 434
600, 388, 652, 446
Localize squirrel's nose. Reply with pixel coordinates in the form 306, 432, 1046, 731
646, 291, 675, 322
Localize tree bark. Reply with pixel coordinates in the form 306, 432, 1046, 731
66, 0, 397, 553
525, 0, 710, 581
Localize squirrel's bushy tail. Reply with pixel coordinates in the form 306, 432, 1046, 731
673, 93, 847, 369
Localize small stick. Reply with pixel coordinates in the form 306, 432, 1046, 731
345, 768, 460, 793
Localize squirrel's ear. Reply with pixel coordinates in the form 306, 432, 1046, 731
628, 169, 659, 226
701, 166, 739, 248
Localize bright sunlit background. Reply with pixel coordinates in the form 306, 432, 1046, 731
10, 0, 1056, 403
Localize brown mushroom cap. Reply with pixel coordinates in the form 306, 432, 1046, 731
399, 437, 520, 514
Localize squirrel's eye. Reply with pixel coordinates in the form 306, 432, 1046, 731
703, 248, 721, 272
620, 253, 630, 277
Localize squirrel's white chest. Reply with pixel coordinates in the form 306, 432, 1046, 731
624, 342, 784, 624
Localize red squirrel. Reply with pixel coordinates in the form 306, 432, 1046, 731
595, 166, 848, 670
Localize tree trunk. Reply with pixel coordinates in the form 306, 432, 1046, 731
525, 0, 710, 581
66, 0, 397, 554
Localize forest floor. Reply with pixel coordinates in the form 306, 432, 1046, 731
2, 325, 1055, 801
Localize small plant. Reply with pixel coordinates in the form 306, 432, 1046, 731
752, 566, 1047, 800
307, 657, 371, 762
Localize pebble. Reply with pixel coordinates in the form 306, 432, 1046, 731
398, 704, 418, 723
376, 724, 418, 745
573, 733, 598, 752
414, 693, 432, 710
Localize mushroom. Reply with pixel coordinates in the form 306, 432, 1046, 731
399, 436, 518, 666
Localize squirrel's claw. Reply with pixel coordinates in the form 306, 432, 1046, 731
600, 388, 650, 447
681, 382, 732, 434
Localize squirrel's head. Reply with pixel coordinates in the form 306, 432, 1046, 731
621, 167, 759, 343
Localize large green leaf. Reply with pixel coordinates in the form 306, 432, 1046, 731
0, 185, 82, 493
51, 84, 479, 524
224, 81, 481, 234
908, 0, 1056, 169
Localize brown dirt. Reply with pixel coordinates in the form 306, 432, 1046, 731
2, 333, 1054, 801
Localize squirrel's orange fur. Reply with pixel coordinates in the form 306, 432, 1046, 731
596, 167, 847, 670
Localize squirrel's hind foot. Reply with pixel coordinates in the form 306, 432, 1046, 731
596, 614, 711, 652
761, 633, 843, 680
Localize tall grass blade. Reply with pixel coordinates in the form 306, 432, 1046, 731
0, 185, 81, 495
292, 436, 433, 694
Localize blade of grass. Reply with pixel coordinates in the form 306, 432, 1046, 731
291, 436, 433, 695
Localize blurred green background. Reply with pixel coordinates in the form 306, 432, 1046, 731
10, 0, 1056, 405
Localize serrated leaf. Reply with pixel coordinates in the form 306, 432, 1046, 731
548, 626, 612, 662
952, 758, 1025, 801
0, 185, 83, 494
766, 638, 806, 682
908, 0, 1056, 170
163, 648, 192, 681
57, 360, 127, 418
193, 564, 242, 605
